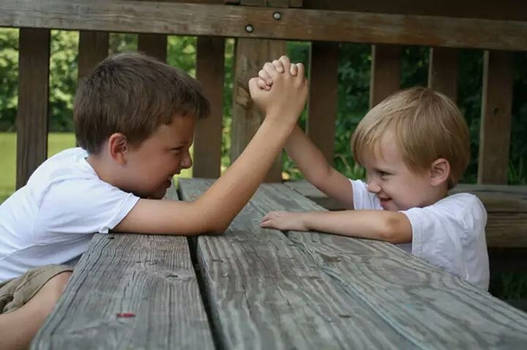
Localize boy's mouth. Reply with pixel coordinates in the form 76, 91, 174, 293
379, 196, 391, 205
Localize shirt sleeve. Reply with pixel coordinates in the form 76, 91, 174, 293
35, 177, 139, 242
350, 179, 382, 210
401, 194, 487, 284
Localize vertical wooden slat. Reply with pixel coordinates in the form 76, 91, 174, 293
136, 0, 167, 62
369, 44, 401, 108
306, 41, 338, 165
230, 38, 286, 182
230, 0, 293, 182
16, 28, 50, 189
478, 50, 513, 184
78, 31, 109, 81
194, 37, 225, 178
137, 33, 167, 62
428, 47, 459, 101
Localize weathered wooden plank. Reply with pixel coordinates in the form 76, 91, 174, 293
178, 178, 415, 349
369, 44, 401, 108
306, 41, 338, 165
230, 37, 284, 182
2, 1, 527, 51
257, 182, 527, 348
193, 36, 225, 178
137, 33, 167, 63
78, 31, 108, 81
285, 180, 527, 248
32, 187, 214, 350
16, 28, 50, 189
302, 0, 527, 21
478, 51, 514, 184
428, 47, 458, 101
137, 0, 167, 61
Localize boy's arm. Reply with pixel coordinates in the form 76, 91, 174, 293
285, 125, 355, 208
115, 56, 308, 235
259, 60, 354, 209
261, 210, 412, 244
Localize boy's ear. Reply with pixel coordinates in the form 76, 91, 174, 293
429, 158, 450, 186
108, 133, 128, 165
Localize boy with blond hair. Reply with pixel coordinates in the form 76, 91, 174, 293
258, 61, 488, 290
0, 53, 307, 349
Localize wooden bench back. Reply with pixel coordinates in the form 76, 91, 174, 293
1, 0, 526, 187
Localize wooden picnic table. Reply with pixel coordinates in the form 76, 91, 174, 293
32, 178, 527, 349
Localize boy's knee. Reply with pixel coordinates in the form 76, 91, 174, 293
42, 271, 72, 300
50, 271, 72, 292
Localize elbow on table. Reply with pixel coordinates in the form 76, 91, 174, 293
379, 214, 411, 244
196, 215, 231, 236
207, 222, 229, 235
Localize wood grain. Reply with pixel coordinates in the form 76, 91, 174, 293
1, 0, 527, 51
258, 182, 527, 348
16, 28, 50, 189
230, 38, 284, 182
428, 47, 459, 102
193, 36, 225, 178
369, 45, 401, 108
78, 31, 109, 82
32, 187, 214, 350
307, 41, 339, 165
179, 178, 415, 349
179, 179, 527, 348
478, 51, 513, 184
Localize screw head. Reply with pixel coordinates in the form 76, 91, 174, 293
245, 24, 254, 33
273, 11, 281, 20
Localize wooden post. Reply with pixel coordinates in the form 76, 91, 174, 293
428, 47, 458, 101
138, 33, 167, 62
478, 50, 513, 184
306, 41, 339, 165
230, 0, 295, 182
78, 31, 109, 81
230, 38, 286, 182
369, 44, 401, 108
16, 28, 50, 189
194, 37, 225, 178
137, 0, 167, 62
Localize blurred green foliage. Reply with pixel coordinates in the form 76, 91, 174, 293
0, 28, 525, 184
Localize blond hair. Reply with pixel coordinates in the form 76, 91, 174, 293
74, 52, 210, 154
351, 87, 470, 188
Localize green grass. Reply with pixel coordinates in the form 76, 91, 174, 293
0, 132, 192, 203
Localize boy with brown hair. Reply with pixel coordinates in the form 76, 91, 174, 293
0, 53, 307, 349
258, 61, 489, 290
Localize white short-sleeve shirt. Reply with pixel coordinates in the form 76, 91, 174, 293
0, 148, 140, 282
351, 179, 489, 290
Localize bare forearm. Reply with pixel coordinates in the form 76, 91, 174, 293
285, 126, 355, 208
197, 117, 294, 231
300, 210, 412, 243
285, 126, 332, 185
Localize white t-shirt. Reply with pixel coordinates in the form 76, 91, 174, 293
351, 179, 489, 290
0, 148, 139, 282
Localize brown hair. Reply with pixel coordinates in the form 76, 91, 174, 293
74, 52, 209, 154
351, 87, 470, 188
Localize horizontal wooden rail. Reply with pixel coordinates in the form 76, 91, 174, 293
1, 0, 526, 51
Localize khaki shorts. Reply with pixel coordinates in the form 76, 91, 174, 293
0, 265, 73, 314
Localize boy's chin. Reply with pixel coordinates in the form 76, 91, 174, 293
146, 189, 168, 200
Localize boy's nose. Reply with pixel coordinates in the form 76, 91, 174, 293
367, 181, 381, 193
181, 153, 193, 169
